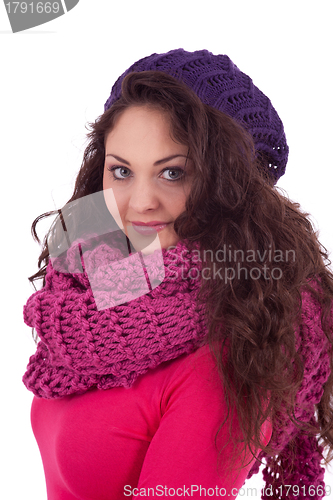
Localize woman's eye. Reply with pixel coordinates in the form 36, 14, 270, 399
108, 166, 131, 180
161, 168, 185, 182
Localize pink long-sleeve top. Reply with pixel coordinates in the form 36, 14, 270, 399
31, 344, 272, 499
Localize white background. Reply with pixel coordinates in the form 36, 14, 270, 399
1, 1, 332, 498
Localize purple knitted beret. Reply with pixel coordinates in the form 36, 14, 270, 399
104, 48, 288, 184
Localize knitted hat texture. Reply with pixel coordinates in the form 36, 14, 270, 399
104, 48, 289, 184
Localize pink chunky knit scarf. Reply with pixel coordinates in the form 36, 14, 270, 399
23, 233, 208, 399
248, 284, 332, 498
23, 232, 332, 498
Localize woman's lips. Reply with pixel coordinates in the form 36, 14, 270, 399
131, 223, 170, 235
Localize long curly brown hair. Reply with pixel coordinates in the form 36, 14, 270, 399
29, 71, 333, 477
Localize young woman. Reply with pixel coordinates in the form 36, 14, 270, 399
23, 49, 333, 499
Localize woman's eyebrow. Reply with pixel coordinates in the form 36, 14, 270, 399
105, 153, 188, 166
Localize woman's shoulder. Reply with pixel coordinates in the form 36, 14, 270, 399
146, 344, 220, 389
141, 344, 224, 415
118, 343, 222, 416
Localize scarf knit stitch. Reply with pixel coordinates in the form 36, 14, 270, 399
23, 234, 332, 499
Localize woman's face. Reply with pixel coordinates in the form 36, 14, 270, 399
103, 105, 193, 250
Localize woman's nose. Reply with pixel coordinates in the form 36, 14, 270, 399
128, 180, 160, 213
